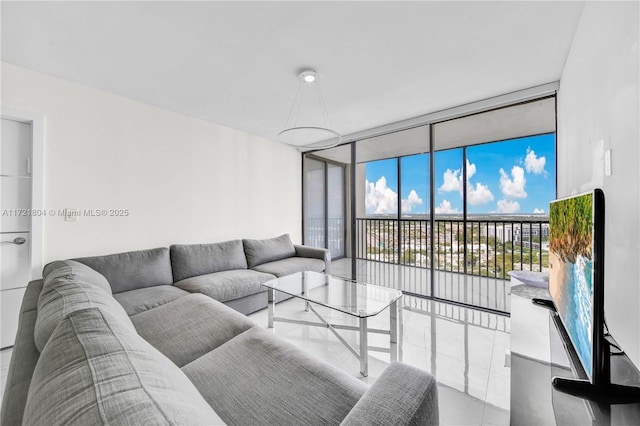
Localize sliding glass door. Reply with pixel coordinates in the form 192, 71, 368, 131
303, 157, 325, 248
303, 153, 347, 259
327, 163, 345, 258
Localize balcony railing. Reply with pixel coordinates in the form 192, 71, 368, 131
304, 218, 346, 259
355, 217, 549, 279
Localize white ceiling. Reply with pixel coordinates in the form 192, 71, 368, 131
1, 1, 584, 144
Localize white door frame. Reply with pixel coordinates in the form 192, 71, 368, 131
1, 107, 45, 280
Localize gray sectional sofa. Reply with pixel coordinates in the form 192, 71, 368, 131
1, 234, 439, 425
74, 234, 329, 316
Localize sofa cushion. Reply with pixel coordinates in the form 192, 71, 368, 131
43, 259, 111, 293
131, 294, 256, 367
182, 327, 367, 426
23, 308, 224, 426
170, 240, 248, 282
174, 269, 274, 302
340, 362, 439, 426
243, 234, 296, 268
251, 256, 326, 277
35, 260, 133, 352
113, 285, 190, 316
73, 247, 173, 293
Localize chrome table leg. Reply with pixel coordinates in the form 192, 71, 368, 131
359, 317, 368, 377
268, 288, 275, 328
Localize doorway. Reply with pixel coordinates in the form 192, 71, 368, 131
1, 111, 43, 348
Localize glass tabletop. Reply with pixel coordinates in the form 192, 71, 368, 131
262, 271, 403, 318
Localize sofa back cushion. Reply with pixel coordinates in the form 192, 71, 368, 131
24, 307, 224, 426
243, 234, 296, 268
43, 259, 111, 294
35, 260, 133, 352
170, 240, 248, 282
74, 247, 173, 293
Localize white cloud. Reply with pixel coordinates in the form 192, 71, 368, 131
435, 200, 460, 214
439, 168, 463, 193
499, 166, 527, 199
439, 160, 476, 194
468, 182, 494, 206
365, 177, 423, 214
497, 199, 520, 213
401, 189, 423, 213
438, 160, 493, 206
525, 148, 546, 174
365, 177, 397, 214
533, 208, 545, 214
466, 161, 477, 180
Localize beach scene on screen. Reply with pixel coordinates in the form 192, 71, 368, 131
549, 192, 593, 376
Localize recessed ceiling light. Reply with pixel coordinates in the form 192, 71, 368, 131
299, 70, 318, 84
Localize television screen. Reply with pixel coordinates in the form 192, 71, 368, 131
549, 191, 595, 379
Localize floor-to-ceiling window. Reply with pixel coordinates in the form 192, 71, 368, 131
363, 158, 398, 263
400, 153, 430, 268
433, 148, 464, 274
351, 125, 432, 291
431, 97, 556, 312
303, 95, 556, 314
464, 134, 556, 278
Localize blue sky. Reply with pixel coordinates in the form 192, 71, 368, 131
365, 133, 556, 215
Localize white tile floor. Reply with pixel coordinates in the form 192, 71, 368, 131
0, 296, 510, 426
248, 294, 510, 426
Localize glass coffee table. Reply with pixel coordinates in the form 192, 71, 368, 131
262, 271, 403, 377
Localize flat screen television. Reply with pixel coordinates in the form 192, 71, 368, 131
545, 189, 640, 401
549, 190, 603, 382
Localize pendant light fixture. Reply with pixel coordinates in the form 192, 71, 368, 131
278, 69, 342, 151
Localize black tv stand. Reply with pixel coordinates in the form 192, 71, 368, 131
511, 284, 640, 425
549, 321, 640, 404
552, 377, 640, 404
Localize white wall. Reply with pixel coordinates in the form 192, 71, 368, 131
557, 2, 640, 367
1, 62, 302, 264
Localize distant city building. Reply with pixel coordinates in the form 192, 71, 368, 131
482, 222, 549, 243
